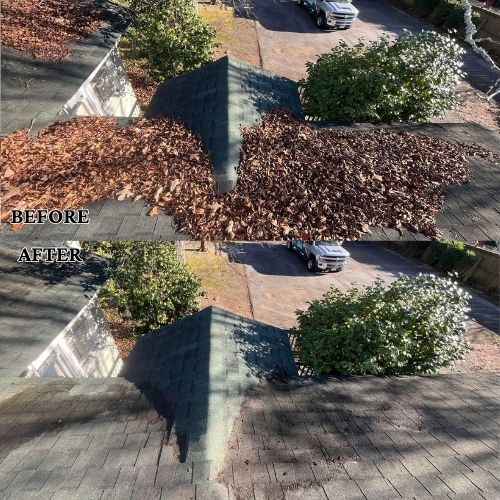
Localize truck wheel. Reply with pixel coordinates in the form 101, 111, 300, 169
307, 257, 317, 272
286, 240, 294, 251
316, 13, 326, 29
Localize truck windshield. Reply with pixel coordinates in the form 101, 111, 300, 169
314, 240, 342, 245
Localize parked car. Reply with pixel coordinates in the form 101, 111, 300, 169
297, 0, 359, 29
286, 240, 350, 272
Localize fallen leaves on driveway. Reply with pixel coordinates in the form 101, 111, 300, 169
1, 108, 493, 239
1, 0, 106, 60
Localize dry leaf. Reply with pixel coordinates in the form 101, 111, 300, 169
0, 108, 491, 241
117, 185, 134, 201
153, 186, 164, 202
1, 0, 106, 61
2, 166, 15, 178
2, 185, 21, 202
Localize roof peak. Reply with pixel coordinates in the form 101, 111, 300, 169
146, 56, 303, 192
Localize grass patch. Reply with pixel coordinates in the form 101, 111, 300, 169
198, 4, 260, 66
185, 246, 231, 303
184, 243, 253, 318
199, 4, 235, 50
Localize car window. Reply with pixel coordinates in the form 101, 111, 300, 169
314, 240, 340, 245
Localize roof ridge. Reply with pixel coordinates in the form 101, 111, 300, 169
145, 57, 303, 191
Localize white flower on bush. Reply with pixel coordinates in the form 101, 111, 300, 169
292, 273, 471, 375
300, 30, 465, 123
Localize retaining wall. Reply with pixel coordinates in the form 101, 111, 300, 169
463, 245, 500, 297
393, 0, 500, 61
389, 241, 499, 297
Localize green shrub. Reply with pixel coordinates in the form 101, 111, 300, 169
441, 0, 479, 31
299, 30, 465, 123
126, 0, 216, 82
414, 0, 439, 17
412, 0, 480, 31
291, 274, 470, 375
423, 240, 476, 275
85, 241, 203, 332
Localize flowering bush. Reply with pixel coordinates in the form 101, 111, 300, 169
300, 30, 465, 123
291, 274, 470, 375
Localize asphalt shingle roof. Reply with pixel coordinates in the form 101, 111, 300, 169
0, 372, 498, 498
121, 306, 298, 465
0, 305, 301, 498
0, 1, 127, 135
0, 199, 187, 242
219, 372, 500, 499
0, 243, 108, 377
145, 56, 303, 192
0, 290, 498, 498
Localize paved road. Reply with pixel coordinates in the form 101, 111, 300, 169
249, 0, 499, 95
224, 241, 499, 333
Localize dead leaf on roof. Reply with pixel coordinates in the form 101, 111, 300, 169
153, 187, 164, 202
117, 185, 134, 201
0, 109, 494, 239
2, 166, 15, 179
1, 0, 106, 60
1, 186, 22, 202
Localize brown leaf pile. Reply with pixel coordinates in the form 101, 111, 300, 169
1, 117, 215, 232
222, 109, 490, 239
1, 108, 492, 240
122, 58, 157, 109
119, 40, 158, 109
1, 0, 106, 60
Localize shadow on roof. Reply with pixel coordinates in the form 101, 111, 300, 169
145, 56, 303, 192
121, 306, 297, 469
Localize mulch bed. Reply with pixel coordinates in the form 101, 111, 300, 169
120, 56, 158, 109
1, 0, 106, 60
101, 305, 142, 360
1, 108, 493, 239
119, 38, 158, 109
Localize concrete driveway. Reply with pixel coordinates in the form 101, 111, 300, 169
223, 241, 499, 334
249, 0, 497, 93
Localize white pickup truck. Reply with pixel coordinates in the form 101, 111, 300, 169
298, 0, 359, 29
286, 240, 350, 272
